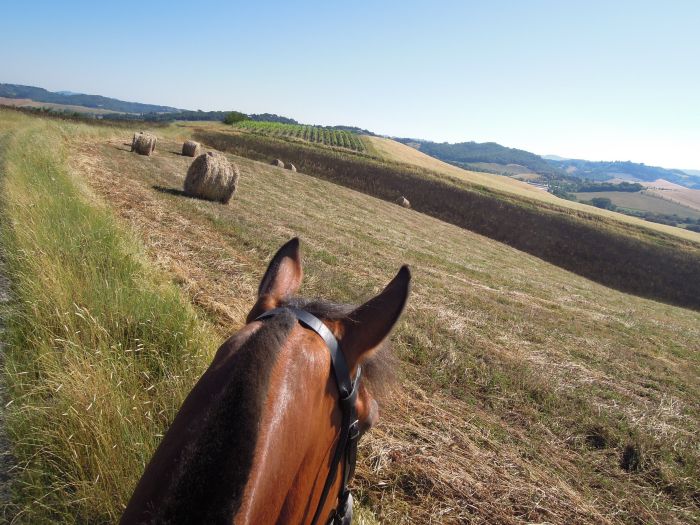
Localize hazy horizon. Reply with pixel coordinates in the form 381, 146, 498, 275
2, 0, 699, 170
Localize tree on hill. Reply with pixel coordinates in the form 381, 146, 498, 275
223, 111, 249, 125
586, 197, 616, 210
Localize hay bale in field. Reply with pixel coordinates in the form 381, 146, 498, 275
397, 196, 411, 208
130, 131, 143, 151
184, 151, 240, 204
286, 162, 297, 172
271, 158, 285, 168
182, 140, 201, 157
132, 133, 157, 156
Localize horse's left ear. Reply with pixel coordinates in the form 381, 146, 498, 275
247, 238, 303, 322
341, 266, 411, 369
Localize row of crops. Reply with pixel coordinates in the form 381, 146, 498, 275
234, 121, 367, 152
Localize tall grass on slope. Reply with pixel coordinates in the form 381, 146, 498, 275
0, 119, 217, 522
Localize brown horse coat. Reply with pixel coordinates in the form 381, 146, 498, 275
120, 238, 410, 524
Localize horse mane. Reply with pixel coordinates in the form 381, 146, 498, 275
153, 310, 296, 524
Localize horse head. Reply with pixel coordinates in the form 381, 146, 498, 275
121, 238, 410, 524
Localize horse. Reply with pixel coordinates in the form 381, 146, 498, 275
120, 238, 411, 524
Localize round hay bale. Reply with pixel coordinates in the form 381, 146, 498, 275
133, 133, 157, 156
182, 140, 201, 157
397, 196, 411, 208
184, 151, 240, 204
286, 162, 297, 172
271, 159, 285, 168
130, 131, 143, 152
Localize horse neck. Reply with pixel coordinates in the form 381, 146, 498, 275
235, 329, 343, 525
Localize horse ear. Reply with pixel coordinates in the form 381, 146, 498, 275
247, 238, 303, 322
341, 266, 411, 368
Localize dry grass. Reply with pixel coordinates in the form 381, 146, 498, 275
71, 131, 700, 524
643, 184, 700, 212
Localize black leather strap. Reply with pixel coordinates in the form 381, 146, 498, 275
255, 307, 360, 525
256, 307, 353, 399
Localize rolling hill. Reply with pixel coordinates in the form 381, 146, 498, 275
547, 158, 700, 188
394, 137, 564, 178
393, 138, 700, 190
0, 83, 181, 114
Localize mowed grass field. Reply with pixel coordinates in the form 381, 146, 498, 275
643, 183, 700, 212
1, 110, 700, 523
573, 191, 700, 220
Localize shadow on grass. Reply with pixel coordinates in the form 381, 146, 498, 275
152, 186, 230, 206
153, 185, 189, 198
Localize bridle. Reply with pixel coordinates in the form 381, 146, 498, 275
255, 307, 362, 525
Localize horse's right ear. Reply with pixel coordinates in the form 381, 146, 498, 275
247, 238, 303, 322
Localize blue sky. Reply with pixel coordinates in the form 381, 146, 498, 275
2, 1, 699, 168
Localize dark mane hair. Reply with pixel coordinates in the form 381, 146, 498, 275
154, 311, 296, 524
283, 297, 397, 400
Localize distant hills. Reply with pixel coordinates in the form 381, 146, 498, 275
0, 83, 373, 132
0, 83, 181, 114
395, 138, 700, 189
2, 81, 698, 189
546, 158, 700, 189
395, 138, 562, 178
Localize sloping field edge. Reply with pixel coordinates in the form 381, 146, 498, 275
194, 130, 700, 310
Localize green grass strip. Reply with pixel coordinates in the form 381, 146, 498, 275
0, 115, 217, 523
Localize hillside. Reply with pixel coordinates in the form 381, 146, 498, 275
364, 135, 700, 243
194, 126, 700, 310
0, 96, 124, 115
395, 137, 564, 178
548, 158, 700, 188
2, 110, 699, 523
367, 136, 555, 198
642, 180, 700, 212
394, 137, 700, 191
0, 83, 181, 114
